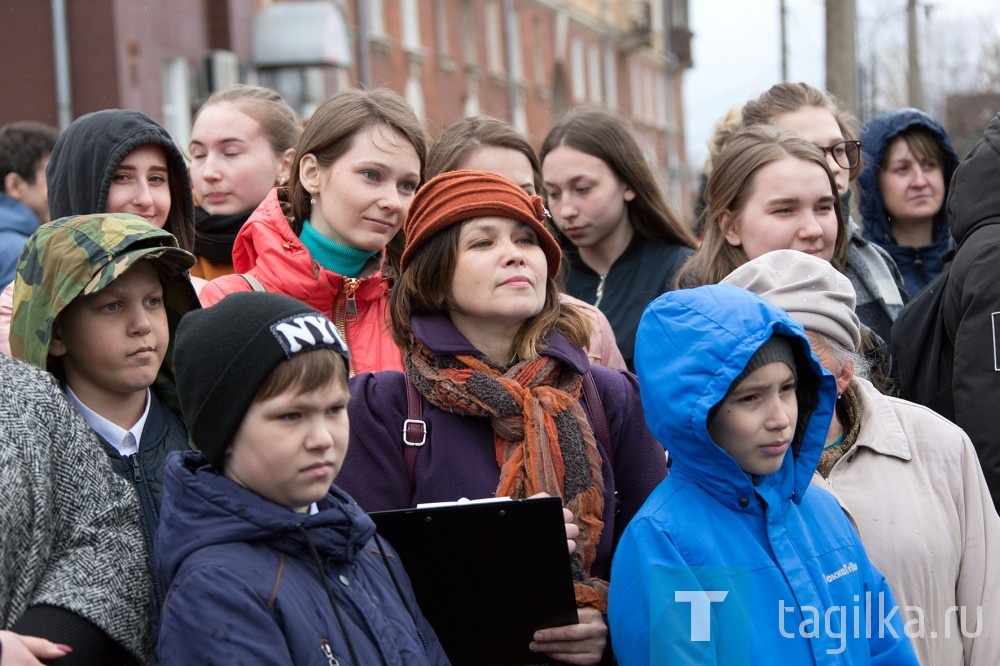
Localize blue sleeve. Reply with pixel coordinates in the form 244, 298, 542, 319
862, 556, 921, 665
608, 516, 657, 666
609, 514, 724, 666
157, 564, 294, 666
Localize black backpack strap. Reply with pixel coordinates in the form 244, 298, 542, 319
403, 374, 426, 493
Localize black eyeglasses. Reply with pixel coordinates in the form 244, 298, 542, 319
818, 140, 861, 170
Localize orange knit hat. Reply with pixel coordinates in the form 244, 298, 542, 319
401, 169, 562, 278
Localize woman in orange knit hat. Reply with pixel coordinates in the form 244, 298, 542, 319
339, 169, 668, 664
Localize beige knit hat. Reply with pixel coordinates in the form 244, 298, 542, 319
721, 250, 862, 352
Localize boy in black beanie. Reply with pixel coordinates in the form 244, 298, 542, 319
156, 291, 448, 665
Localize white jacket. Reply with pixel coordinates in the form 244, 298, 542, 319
814, 377, 1000, 666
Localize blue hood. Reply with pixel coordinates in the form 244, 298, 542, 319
634, 285, 836, 509
858, 108, 960, 248
156, 451, 376, 590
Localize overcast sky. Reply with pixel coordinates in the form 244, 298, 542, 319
682, 0, 1000, 167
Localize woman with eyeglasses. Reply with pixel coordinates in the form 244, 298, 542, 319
676, 118, 903, 393
858, 108, 960, 297
739, 82, 909, 354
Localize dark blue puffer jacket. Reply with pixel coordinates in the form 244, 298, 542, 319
858, 108, 960, 296
156, 451, 450, 666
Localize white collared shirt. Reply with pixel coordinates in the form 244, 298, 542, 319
66, 386, 151, 457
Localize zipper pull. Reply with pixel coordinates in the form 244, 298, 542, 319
594, 274, 607, 307
319, 639, 340, 666
344, 279, 359, 323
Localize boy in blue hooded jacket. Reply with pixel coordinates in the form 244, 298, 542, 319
608, 285, 918, 665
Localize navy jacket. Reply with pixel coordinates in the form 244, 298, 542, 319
858, 108, 960, 296
609, 285, 918, 665
340, 313, 668, 581
156, 451, 449, 666
100, 392, 190, 604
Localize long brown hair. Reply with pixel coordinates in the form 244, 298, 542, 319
676, 125, 848, 288
539, 107, 696, 249
286, 88, 428, 278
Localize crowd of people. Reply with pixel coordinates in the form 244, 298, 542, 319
0, 79, 996, 665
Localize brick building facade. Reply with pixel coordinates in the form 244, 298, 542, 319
0, 0, 694, 218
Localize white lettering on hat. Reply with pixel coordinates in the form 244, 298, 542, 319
271, 314, 346, 356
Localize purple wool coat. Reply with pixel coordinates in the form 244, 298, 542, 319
340, 314, 668, 580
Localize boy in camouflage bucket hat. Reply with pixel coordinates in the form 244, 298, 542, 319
10, 212, 200, 611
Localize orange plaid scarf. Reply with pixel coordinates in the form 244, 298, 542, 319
407, 341, 609, 611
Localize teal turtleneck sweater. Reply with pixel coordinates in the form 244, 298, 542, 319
299, 220, 378, 278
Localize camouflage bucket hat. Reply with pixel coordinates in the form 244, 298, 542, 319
18, 212, 195, 295
10, 213, 197, 367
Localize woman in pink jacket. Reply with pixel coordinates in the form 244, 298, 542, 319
199, 88, 427, 374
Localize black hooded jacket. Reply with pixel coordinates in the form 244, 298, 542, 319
940, 112, 1000, 509
46, 109, 194, 251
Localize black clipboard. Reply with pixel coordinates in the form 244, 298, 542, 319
370, 496, 578, 665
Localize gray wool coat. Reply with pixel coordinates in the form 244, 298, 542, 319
0, 355, 154, 663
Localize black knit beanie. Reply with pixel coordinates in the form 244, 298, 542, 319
173, 291, 350, 468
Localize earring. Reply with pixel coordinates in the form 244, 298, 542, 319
310, 194, 316, 205
278, 177, 286, 186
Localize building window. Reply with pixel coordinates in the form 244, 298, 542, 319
462, 0, 478, 66
571, 37, 586, 102
645, 68, 656, 123
370, 0, 386, 38
486, 0, 504, 74
402, 0, 421, 50
532, 16, 544, 86
655, 73, 667, 129
629, 62, 641, 117
587, 43, 601, 103
509, 6, 522, 80
435, 0, 450, 56
162, 57, 191, 151
604, 44, 617, 110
